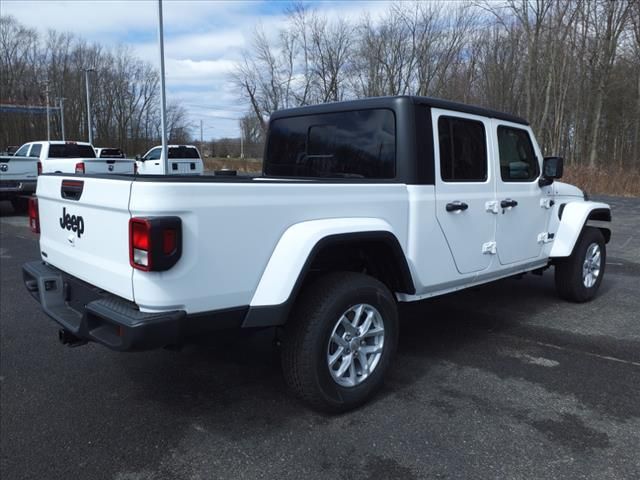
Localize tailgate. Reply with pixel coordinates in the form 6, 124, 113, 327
171, 160, 198, 174
84, 159, 135, 174
0, 156, 38, 182
36, 175, 134, 301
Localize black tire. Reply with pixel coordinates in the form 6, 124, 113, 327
10, 197, 29, 213
281, 272, 398, 413
555, 227, 606, 303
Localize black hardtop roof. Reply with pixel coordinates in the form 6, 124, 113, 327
269, 95, 529, 126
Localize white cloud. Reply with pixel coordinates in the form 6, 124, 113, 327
3, 0, 393, 138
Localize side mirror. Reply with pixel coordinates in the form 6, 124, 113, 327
135, 154, 142, 161
539, 156, 564, 187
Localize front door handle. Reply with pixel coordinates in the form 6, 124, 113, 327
500, 199, 518, 208
446, 201, 469, 212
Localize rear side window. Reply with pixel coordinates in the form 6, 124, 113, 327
98, 148, 124, 158
497, 126, 539, 181
29, 144, 42, 158
438, 117, 487, 182
168, 147, 199, 159
14, 144, 30, 157
265, 109, 396, 179
48, 144, 96, 158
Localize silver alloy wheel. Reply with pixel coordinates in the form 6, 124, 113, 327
582, 242, 601, 288
326, 303, 385, 387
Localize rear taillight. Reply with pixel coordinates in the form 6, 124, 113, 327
129, 217, 181, 271
28, 197, 40, 234
75, 162, 85, 174
37, 161, 42, 175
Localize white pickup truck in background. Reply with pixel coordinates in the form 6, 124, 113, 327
136, 145, 204, 175
23, 96, 611, 412
0, 149, 38, 211
17, 141, 135, 175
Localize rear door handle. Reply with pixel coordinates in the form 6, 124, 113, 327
446, 201, 469, 212
500, 199, 518, 208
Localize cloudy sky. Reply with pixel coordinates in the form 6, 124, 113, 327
3, 0, 391, 139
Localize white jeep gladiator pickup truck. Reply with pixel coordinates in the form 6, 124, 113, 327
18, 141, 135, 175
23, 96, 611, 412
0, 147, 38, 211
136, 145, 204, 175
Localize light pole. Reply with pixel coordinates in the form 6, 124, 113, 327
44, 81, 50, 141
85, 68, 95, 145
57, 97, 66, 141
157, 0, 169, 174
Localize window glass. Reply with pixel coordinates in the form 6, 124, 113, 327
497, 126, 539, 181
14, 144, 30, 157
265, 109, 396, 179
29, 144, 42, 158
145, 148, 161, 160
168, 147, 199, 159
438, 117, 487, 182
48, 144, 96, 158
98, 148, 124, 158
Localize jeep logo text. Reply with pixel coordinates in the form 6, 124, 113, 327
59, 207, 85, 238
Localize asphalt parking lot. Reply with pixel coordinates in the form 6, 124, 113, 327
1, 196, 639, 480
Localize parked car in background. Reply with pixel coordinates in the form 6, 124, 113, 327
0, 146, 38, 211
16, 141, 134, 175
94, 148, 126, 159
136, 145, 204, 175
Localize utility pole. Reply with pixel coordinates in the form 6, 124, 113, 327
200, 119, 203, 143
44, 82, 50, 141
58, 97, 66, 141
240, 130, 244, 159
157, 0, 169, 174
85, 69, 95, 145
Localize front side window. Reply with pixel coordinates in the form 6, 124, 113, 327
145, 148, 161, 160
14, 144, 30, 157
497, 126, 539, 181
29, 144, 42, 158
438, 116, 487, 182
265, 109, 396, 179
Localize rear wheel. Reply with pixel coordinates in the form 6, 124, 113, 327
555, 227, 606, 302
281, 272, 398, 412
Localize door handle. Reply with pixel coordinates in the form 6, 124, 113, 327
446, 201, 469, 212
500, 199, 518, 208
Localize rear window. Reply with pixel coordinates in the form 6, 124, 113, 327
168, 147, 199, 159
48, 144, 96, 158
98, 148, 124, 158
265, 109, 396, 179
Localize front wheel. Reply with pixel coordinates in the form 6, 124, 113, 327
281, 272, 398, 412
555, 227, 606, 302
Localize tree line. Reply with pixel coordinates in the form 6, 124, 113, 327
234, 0, 639, 169
0, 15, 191, 154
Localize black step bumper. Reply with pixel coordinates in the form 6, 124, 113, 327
22, 261, 247, 351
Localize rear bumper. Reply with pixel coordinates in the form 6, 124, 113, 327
0, 180, 36, 198
22, 261, 247, 351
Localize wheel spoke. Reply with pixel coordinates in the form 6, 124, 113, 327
354, 304, 365, 326
332, 333, 348, 349
348, 359, 356, 382
358, 354, 369, 376
361, 345, 383, 356
340, 315, 358, 335
362, 326, 384, 339
358, 310, 374, 335
328, 347, 344, 367
336, 355, 352, 377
